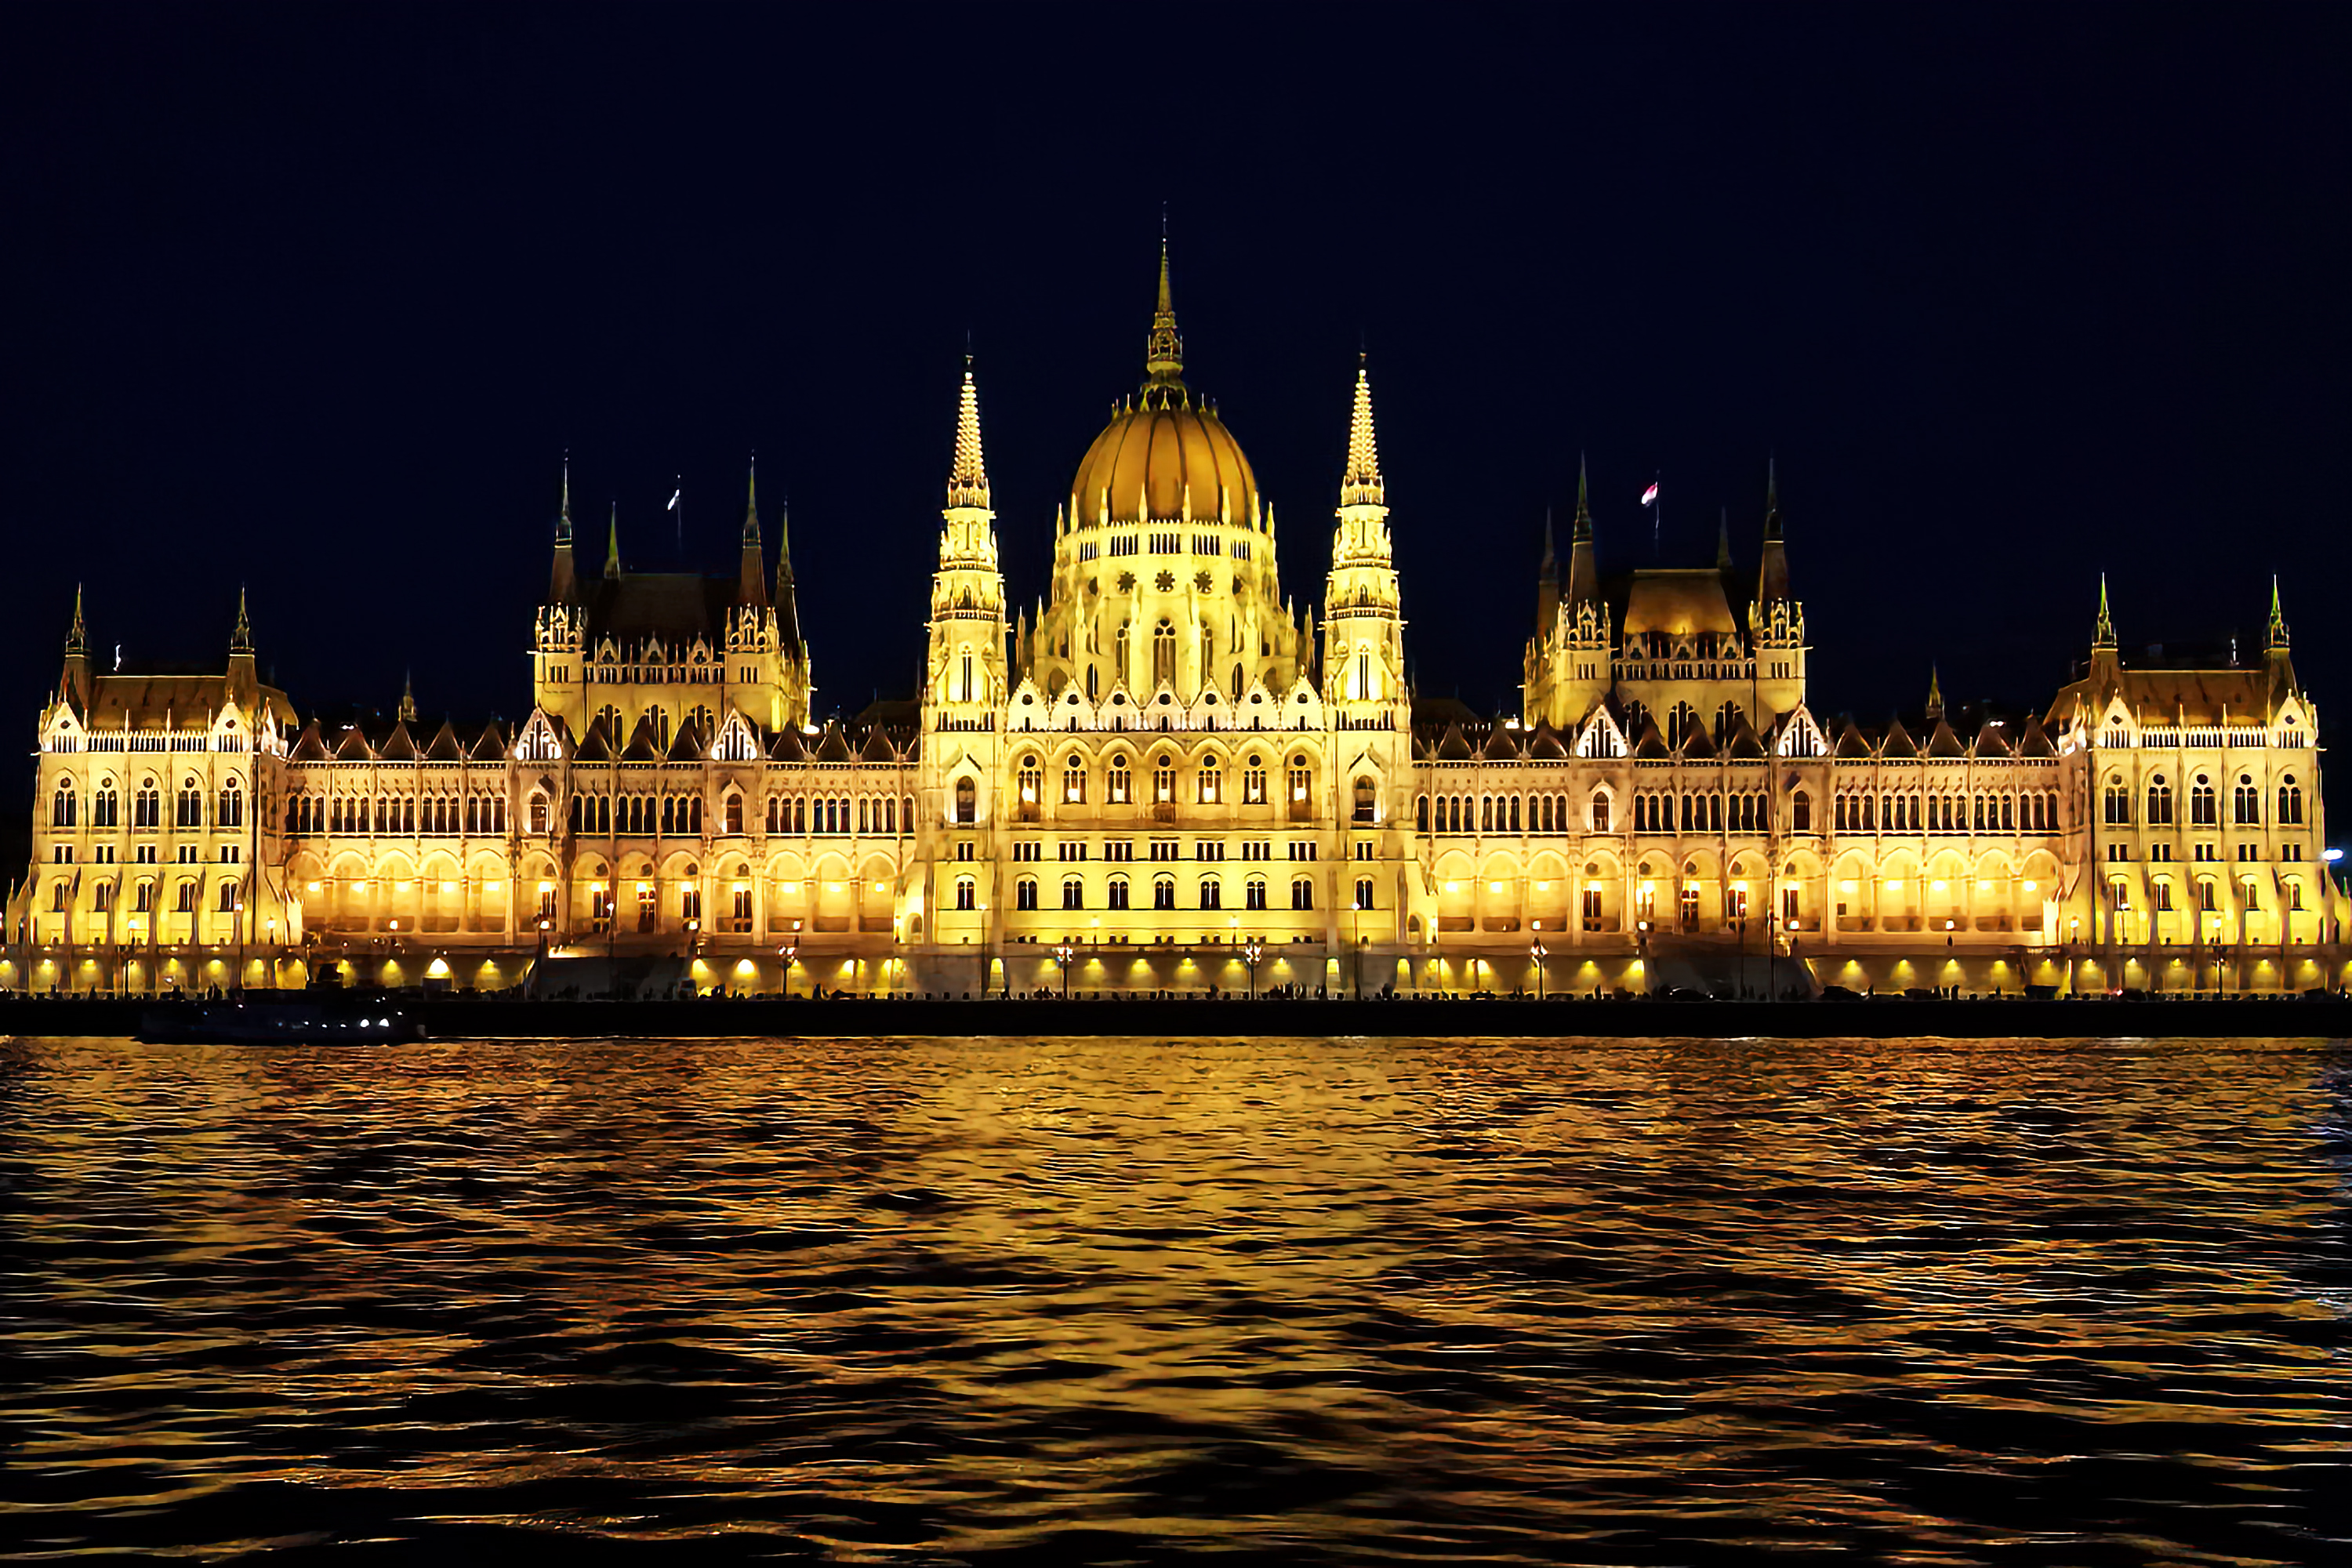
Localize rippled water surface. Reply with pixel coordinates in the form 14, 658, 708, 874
5, 1034, 2349, 1565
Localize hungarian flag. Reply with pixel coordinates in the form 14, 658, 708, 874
1640, 481, 1659, 506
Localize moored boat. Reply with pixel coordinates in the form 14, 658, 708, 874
136, 998, 427, 1044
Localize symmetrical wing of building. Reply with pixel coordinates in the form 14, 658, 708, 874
11, 252, 2342, 997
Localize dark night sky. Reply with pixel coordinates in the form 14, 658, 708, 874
5, 5, 2348, 830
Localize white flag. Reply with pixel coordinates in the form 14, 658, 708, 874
1640, 482, 1659, 506
666, 488, 681, 511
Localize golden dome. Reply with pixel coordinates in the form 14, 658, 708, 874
1066, 242, 1260, 528
1069, 390, 1258, 528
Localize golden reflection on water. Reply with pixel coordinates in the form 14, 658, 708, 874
2, 1034, 2347, 1564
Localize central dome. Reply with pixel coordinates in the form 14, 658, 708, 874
1065, 245, 1261, 529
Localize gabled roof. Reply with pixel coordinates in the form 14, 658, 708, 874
332, 725, 375, 761
1725, 720, 1768, 760
1632, 721, 1671, 760
1971, 720, 2013, 758
573, 717, 617, 763
1679, 724, 1718, 760
1879, 718, 1919, 760
1834, 720, 1873, 760
768, 725, 808, 762
858, 726, 899, 763
470, 720, 508, 760
289, 719, 332, 761
1436, 723, 1475, 760
1926, 718, 1968, 759
1525, 721, 1568, 760
424, 720, 465, 761
1481, 724, 1523, 760
665, 718, 707, 763
376, 721, 420, 762
2014, 717, 2057, 759
621, 717, 666, 761
815, 723, 855, 763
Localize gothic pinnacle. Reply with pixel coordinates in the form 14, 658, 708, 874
1144, 238, 1184, 387
605, 502, 622, 581
2093, 572, 2116, 648
948, 364, 990, 511
743, 454, 760, 544
67, 583, 85, 652
231, 584, 251, 652
1340, 360, 1384, 509
1572, 453, 1592, 543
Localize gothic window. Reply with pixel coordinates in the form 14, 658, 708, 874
217, 882, 239, 913
2147, 775, 2173, 825
2103, 777, 2130, 825
1353, 775, 1376, 825
176, 779, 202, 828
1016, 878, 1037, 911
136, 783, 159, 829
2280, 775, 2304, 826
1243, 877, 1267, 910
1292, 877, 1314, 910
2190, 775, 2216, 826
1244, 756, 1267, 804
1416, 795, 1430, 833
1062, 877, 1083, 910
1289, 756, 1311, 804
956, 877, 976, 911
1018, 757, 1042, 808
1108, 877, 1130, 909
2233, 775, 2260, 826
213, 779, 242, 829
93, 780, 117, 828
1152, 620, 1176, 688
1591, 790, 1611, 833
2001, 793, 2014, 830
724, 792, 743, 835
1355, 877, 1374, 910
51, 779, 76, 828
1198, 759, 1221, 804
1509, 795, 1522, 833
1154, 755, 1175, 803
1792, 790, 1813, 833
1714, 702, 1744, 746
1108, 758, 1132, 804
1480, 796, 1493, 833
175, 879, 195, 913
1665, 702, 1701, 750
529, 793, 548, 835
955, 777, 976, 825
1153, 876, 1176, 910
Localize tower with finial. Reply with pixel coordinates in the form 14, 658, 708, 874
60, 584, 93, 713
1524, 456, 1614, 728
227, 585, 259, 706
1746, 457, 1806, 719
924, 354, 1008, 720
1323, 354, 1406, 719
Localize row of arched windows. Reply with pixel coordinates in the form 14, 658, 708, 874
1006, 875, 1322, 912
1010, 750, 1316, 811
286, 792, 506, 836
1835, 789, 2057, 834
54, 776, 234, 830
1421, 789, 1809, 837
2114, 772, 2303, 828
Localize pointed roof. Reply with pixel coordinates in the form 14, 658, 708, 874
1757, 459, 1791, 604
2093, 573, 2116, 649
377, 719, 419, 761
1923, 664, 1944, 722
573, 714, 617, 762
2267, 575, 2289, 650
1526, 720, 1568, 760
604, 503, 622, 581
858, 726, 899, 763
424, 719, 464, 761
332, 724, 374, 761
1339, 359, 1384, 509
617, 716, 662, 761
230, 586, 252, 653
1971, 718, 2013, 757
947, 365, 990, 510
1715, 509, 1732, 571
2014, 717, 2058, 758
549, 459, 580, 602
67, 583, 87, 654
1926, 716, 1967, 759
767, 724, 808, 762
1878, 717, 1919, 759
289, 717, 332, 761
737, 459, 768, 608
1480, 723, 1523, 760
1679, 722, 1719, 760
1144, 239, 1184, 387
666, 717, 707, 763
815, 722, 855, 763
470, 719, 508, 760
1834, 719, 1875, 760
1564, 455, 1599, 608
397, 672, 417, 724
1725, 718, 1768, 760
1632, 720, 1671, 760
1436, 722, 1475, 760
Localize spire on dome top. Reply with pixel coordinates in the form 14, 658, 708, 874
1762, 456, 1781, 541
947, 363, 991, 510
1339, 358, 1384, 509
1144, 238, 1185, 387
2267, 575, 2289, 650
2092, 573, 2115, 649
67, 583, 85, 654
548, 458, 581, 604
1540, 509, 1556, 571
230, 584, 252, 653
605, 503, 622, 581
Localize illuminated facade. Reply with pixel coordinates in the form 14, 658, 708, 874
9, 251, 2343, 998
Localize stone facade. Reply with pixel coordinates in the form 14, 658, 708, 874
9, 256, 2343, 997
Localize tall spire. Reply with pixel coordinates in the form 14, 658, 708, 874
66, 583, 85, 654
1757, 458, 1791, 604
557, 453, 572, 543
1339, 358, 1384, 508
1571, 455, 1592, 542
1536, 510, 1560, 633
947, 361, 991, 510
398, 670, 417, 724
604, 502, 622, 581
2267, 574, 2290, 650
1715, 506, 1733, 571
1924, 664, 1944, 721
2092, 572, 2115, 649
549, 458, 580, 603
738, 455, 769, 608
230, 584, 252, 653
1144, 239, 1184, 387
1564, 454, 1599, 609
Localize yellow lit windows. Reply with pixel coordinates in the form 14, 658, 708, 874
1243, 755, 1267, 804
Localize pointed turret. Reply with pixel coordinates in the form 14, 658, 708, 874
2263, 575, 2300, 706
60, 584, 92, 713
398, 671, 418, 724
1757, 458, 1791, 604
604, 503, 622, 581
2092, 572, 2116, 650
227, 585, 257, 707
549, 456, 579, 603
2267, 574, 2289, 651
737, 457, 768, 607
1339, 358, 1383, 508
774, 497, 803, 654
1564, 455, 1599, 608
1715, 506, 1733, 572
1924, 664, 1944, 722
230, 584, 252, 653
1143, 240, 1185, 390
947, 361, 990, 511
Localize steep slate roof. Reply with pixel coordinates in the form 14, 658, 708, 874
1436, 723, 1475, 760
289, 720, 332, 761
1481, 724, 1523, 760
768, 726, 808, 762
815, 724, 855, 763
332, 725, 375, 761
1878, 718, 1919, 760
424, 720, 466, 760
470, 720, 508, 760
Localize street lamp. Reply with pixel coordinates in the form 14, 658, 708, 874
1243, 938, 1262, 999
780, 939, 797, 996
1530, 935, 1547, 1000
1053, 939, 1074, 1000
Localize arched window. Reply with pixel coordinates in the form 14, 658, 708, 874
2233, 775, 2260, 826
1665, 702, 1701, 750
1198, 758, 1221, 804
1591, 790, 1611, 833
2103, 776, 2129, 825
1243, 755, 1267, 804
1199, 876, 1222, 909
135, 782, 159, 828
93, 780, 117, 828
1291, 877, 1314, 909
1416, 795, 1431, 833
1791, 790, 1812, 833
1246, 877, 1268, 909
1107, 757, 1132, 804
1355, 877, 1374, 910
1152, 620, 1176, 688
1108, 876, 1130, 909
954, 777, 977, 824
529, 792, 549, 835
1152, 876, 1176, 909
2280, 775, 2304, 826
1352, 775, 1376, 825
1062, 877, 1083, 909
1153, 754, 1176, 803
1016, 878, 1038, 910
2145, 775, 2172, 825
1017, 755, 1042, 806
1063, 757, 1086, 804
1289, 755, 1311, 805
50, 779, 76, 828
724, 792, 742, 834
176, 778, 203, 828
2190, 775, 2216, 826
956, 877, 976, 910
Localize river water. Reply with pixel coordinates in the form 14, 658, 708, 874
3, 1034, 2347, 1565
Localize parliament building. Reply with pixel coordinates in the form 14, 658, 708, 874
10, 252, 2342, 998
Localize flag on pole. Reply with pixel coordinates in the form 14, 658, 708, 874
1640, 482, 1659, 506
666, 488, 681, 511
